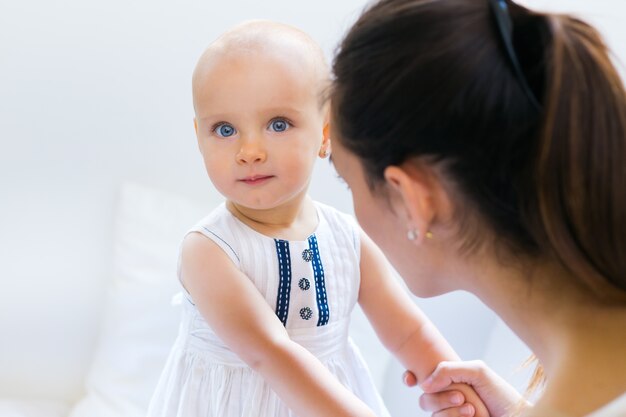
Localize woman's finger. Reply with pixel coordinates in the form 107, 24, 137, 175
419, 390, 466, 412
420, 360, 487, 393
430, 403, 476, 417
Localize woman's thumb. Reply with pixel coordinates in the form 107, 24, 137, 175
420, 361, 483, 393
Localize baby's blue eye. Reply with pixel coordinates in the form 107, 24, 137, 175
269, 119, 290, 132
214, 123, 236, 137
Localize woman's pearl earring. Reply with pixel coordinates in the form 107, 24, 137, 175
320, 148, 331, 158
407, 229, 434, 241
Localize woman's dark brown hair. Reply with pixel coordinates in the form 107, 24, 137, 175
332, 0, 626, 296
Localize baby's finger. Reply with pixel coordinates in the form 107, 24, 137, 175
402, 370, 418, 387
419, 390, 466, 413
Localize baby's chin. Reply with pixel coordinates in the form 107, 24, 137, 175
227, 196, 290, 212
230, 186, 312, 211
212, 186, 283, 212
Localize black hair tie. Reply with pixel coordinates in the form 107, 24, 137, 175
488, 0, 542, 111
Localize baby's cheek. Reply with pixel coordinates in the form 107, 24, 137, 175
205, 152, 229, 171
205, 163, 230, 190
282, 156, 314, 181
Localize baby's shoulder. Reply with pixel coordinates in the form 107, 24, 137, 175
314, 201, 361, 252
189, 202, 227, 228
315, 201, 359, 233
183, 203, 242, 266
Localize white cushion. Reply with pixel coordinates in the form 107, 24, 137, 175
0, 399, 70, 417
68, 182, 219, 417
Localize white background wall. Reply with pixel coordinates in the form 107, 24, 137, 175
1, 0, 625, 416
0, 0, 372, 403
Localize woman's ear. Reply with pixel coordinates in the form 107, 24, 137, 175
384, 164, 436, 243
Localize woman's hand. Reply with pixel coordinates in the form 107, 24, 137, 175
404, 360, 531, 417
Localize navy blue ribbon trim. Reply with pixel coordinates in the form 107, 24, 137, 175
274, 240, 292, 326
309, 235, 329, 326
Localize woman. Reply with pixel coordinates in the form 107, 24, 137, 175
329, 0, 626, 416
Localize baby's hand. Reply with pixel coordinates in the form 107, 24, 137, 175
403, 369, 490, 417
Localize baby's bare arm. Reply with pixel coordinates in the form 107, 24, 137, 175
357, 230, 489, 417
181, 233, 376, 417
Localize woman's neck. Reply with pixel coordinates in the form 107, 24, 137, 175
542, 309, 626, 416
468, 256, 626, 416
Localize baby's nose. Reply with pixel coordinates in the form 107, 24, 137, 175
236, 136, 267, 164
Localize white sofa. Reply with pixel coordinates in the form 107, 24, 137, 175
0, 178, 533, 417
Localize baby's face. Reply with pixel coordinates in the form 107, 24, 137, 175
194, 50, 327, 211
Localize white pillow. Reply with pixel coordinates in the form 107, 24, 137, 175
0, 399, 70, 417
68, 182, 219, 417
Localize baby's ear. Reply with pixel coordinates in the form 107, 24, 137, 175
320, 122, 332, 157
324, 102, 332, 128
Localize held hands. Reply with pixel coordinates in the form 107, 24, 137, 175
404, 360, 531, 417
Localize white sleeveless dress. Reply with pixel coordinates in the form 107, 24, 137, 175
147, 202, 390, 417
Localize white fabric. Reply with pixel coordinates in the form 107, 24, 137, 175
68, 182, 218, 417
147, 202, 390, 417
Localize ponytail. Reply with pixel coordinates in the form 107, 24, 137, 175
533, 14, 626, 296
331, 0, 626, 297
